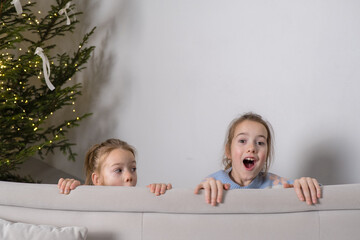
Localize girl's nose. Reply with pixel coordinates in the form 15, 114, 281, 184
123, 171, 133, 182
247, 143, 256, 153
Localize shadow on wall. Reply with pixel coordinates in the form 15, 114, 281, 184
76, 2, 118, 142
299, 138, 352, 185
74, 0, 135, 144
36, 1, 137, 181
19, 1, 127, 183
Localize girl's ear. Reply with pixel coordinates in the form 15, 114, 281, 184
91, 172, 101, 186
225, 144, 231, 160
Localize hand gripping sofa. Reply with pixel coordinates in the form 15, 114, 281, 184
0, 181, 359, 240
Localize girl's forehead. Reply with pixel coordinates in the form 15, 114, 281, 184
103, 148, 136, 165
234, 120, 268, 137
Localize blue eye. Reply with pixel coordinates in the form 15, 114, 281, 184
239, 139, 246, 143
257, 141, 265, 146
114, 169, 122, 173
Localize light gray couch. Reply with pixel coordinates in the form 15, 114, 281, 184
1, 181, 359, 240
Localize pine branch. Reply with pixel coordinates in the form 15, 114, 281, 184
0, 0, 96, 182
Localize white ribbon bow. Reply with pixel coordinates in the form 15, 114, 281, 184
35, 47, 55, 91
11, 0, 23, 15
58, 2, 75, 25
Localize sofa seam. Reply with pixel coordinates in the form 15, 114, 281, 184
318, 210, 321, 240
141, 212, 144, 240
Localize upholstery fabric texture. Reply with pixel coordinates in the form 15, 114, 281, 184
0, 181, 359, 240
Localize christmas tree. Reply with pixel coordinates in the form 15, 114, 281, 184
0, 0, 95, 182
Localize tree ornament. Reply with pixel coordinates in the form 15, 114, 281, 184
11, 0, 23, 15
58, 1, 75, 25
34, 47, 54, 91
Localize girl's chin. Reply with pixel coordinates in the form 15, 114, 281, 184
231, 170, 258, 186
122, 184, 136, 187
105, 183, 136, 187
239, 169, 262, 180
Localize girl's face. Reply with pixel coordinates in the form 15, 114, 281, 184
92, 148, 137, 187
227, 120, 268, 186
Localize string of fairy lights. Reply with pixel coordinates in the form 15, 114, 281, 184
0, 0, 83, 152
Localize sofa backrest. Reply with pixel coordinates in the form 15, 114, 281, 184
1, 181, 359, 240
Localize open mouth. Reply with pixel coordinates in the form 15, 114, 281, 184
243, 158, 255, 170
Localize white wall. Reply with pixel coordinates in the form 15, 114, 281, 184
44, 0, 360, 187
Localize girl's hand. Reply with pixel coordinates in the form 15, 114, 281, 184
194, 178, 230, 206
147, 183, 172, 196
57, 178, 81, 195
283, 177, 321, 205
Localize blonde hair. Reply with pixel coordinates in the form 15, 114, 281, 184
84, 138, 136, 185
222, 112, 274, 174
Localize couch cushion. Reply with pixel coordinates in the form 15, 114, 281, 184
0, 218, 87, 240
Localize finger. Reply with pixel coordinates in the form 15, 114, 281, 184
204, 182, 211, 204
194, 183, 203, 194
283, 183, 294, 188
209, 179, 218, 206
300, 178, 312, 205
70, 180, 80, 190
64, 179, 75, 195
280, 177, 288, 186
313, 178, 322, 198
61, 179, 69, 193
58, 178, 64, 188
146, 184, 155, 193
294, 179, 305, 202
149, 184, 156, 193
224, 183, 230, 190
152, 184, 157, 193
216, 180, 223, 203
59, 179, 70, 194
167, 183, 172, 190
306, 178, 317, 204
154, 184, 161, 196
160, 184, 167, 194
149, 184, 156, 194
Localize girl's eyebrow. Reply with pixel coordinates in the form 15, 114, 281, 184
257, 135, 267, 139
111, 160, 136, 167
236, 132, 248, 137
236, 133, 267, 139
111, 163, 124, 167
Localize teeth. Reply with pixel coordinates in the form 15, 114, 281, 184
243, 158, 255, 169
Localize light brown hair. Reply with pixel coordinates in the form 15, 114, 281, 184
222, 112, 274, 174
84, 138, 136, 185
